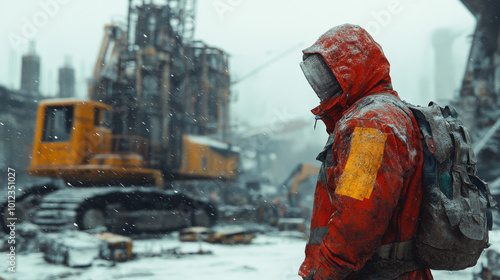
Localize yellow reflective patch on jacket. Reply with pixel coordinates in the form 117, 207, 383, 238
335, 127, 388, 201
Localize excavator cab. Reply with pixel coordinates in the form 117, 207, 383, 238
28, 99, 162, 187
31, 100, 112, 167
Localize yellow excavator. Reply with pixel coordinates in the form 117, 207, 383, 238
28, 99, 237, 187
1, 0, 239, 233
283, 163, 320, 220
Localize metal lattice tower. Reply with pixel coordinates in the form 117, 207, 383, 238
166, 0, 197, 43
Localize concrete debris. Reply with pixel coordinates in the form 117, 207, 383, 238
179, 226, 256, 245
94, 232, 133, 262
43, 231, 104, 267
179, 226, 211, 242
277, 218, 307, 232
0, 222, 42, 253
204, 229, 256, 245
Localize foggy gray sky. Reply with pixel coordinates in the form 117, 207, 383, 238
0, 0, 476, 147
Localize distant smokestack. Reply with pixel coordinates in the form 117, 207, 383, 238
20, 41, 41, 95
432, 28, 461, 100
58, 55, 75, 98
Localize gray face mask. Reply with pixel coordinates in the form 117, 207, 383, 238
300, 54, 342, 102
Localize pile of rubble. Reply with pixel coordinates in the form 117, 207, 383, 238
1, 223, 133, 267
0, 223, 282, 269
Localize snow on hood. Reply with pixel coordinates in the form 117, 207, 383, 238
303, 24, 397, 132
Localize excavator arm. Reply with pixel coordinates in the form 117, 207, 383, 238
283, 163, 320, 208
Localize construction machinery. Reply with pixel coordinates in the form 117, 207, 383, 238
0, 0, 239, 233
282, 163, 319, 220
275, 163, 319, 232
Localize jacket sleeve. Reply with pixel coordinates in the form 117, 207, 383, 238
313, 118, 410, 280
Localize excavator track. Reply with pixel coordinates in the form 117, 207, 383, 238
3, 186, 217, 234
0, 182, 60, 233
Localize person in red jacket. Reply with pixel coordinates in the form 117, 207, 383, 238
298, 24, 433, 279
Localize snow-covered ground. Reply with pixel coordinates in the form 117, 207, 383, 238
1, 230, 306, 280
2, 229, 500, 280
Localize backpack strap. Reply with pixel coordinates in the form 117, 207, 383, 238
375, 240, 414, 261
352, 240, 421, 279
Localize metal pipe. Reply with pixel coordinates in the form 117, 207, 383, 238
127, 0, 133, 51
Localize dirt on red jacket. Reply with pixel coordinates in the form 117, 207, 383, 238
299, 24, 433, 280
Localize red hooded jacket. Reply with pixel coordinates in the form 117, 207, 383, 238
299, 25, 433, 280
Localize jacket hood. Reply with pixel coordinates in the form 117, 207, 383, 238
304, 24, 397, 132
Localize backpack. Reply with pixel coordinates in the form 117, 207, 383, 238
407, 101, 495, 270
